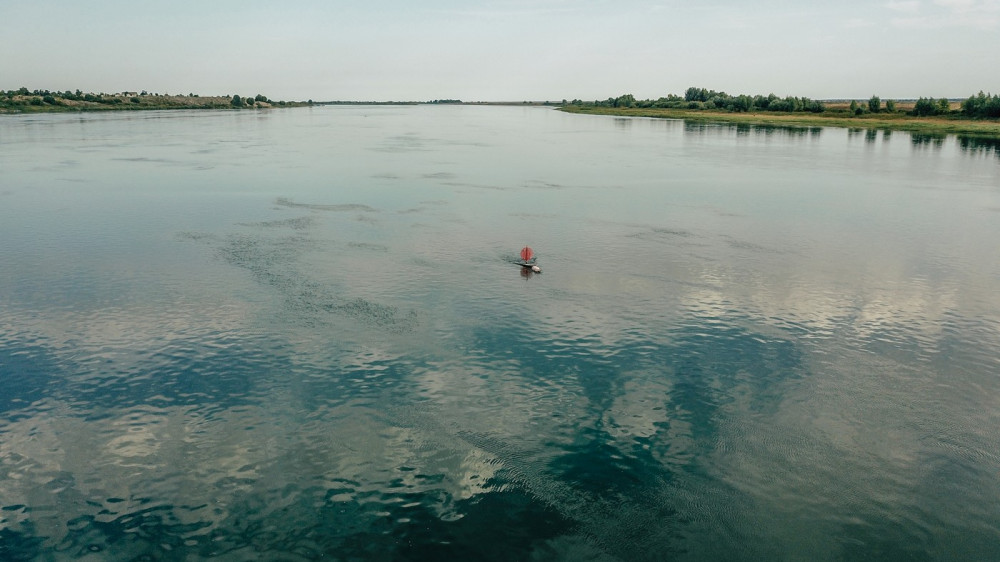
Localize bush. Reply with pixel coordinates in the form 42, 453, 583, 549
42, 95, 56, 105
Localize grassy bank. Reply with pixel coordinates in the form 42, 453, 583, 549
0, 90, 308, 114
559, 105, 1000, 138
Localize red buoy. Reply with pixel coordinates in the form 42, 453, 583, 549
520, 246, 534, 261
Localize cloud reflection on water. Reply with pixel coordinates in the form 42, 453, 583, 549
2, 107, 999, 560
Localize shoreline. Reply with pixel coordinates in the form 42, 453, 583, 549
6, 95, 999, 140
0, 92, 309, 114
557, 105, 1000, 139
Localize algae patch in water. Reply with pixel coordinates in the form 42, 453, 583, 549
275, 198, 378, 213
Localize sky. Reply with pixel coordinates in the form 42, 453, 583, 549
2, 0, 998, 102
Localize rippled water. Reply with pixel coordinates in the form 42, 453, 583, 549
2, 107, 999, 561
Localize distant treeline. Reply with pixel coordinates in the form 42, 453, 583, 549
566, 88, 825, 113
310, 100, 462, 106
564, 87, 1000, 119
228, 93, 289, 107
1, 88, 471, 112
1, 87, 302, 112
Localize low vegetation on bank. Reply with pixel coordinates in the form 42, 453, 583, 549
6, 86, 999, 139
0, 88, 310, 113
560, 88, 1000, 138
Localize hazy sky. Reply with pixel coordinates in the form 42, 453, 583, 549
3, 0, 998, 102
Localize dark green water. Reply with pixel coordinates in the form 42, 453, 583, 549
1, 106, 998, 561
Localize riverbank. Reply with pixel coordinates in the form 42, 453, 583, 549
0, 91, 308, 114
558, 105, 1000, 138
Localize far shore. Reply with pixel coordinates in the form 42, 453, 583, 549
0, 91, 309, 114
5, 90, 999, 140
557, 105, 1000, 138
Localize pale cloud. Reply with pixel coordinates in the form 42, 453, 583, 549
844, 17, 877, 27
887, 0, 922, 12
934, 0, 978, 9
889, 0, 1000, 27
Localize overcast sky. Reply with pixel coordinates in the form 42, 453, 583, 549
3, 0, 998, 102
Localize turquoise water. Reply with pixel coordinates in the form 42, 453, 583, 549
1, 106, 999, 561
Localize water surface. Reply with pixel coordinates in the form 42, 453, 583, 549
1, 106, 999, 561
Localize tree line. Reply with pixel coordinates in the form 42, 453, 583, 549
230, 94, 279, 107
566, 88, 825, 113
1, 88, 296, 111
960, 91, 1000, 118
903, 93, 999, 118
564, 87, 1000, 119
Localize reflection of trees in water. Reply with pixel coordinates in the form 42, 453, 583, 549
848, 127, 893, 145
847, 127, 892, 144
957, 135, 1000, 158
910, 133, 946, 149
685, 121, 822, 139
613, 117, 632, 129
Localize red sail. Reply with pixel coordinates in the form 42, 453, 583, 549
520, 246, 534, 261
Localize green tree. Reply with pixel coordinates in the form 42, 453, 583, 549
885, 99, 896, 113
614, 93, 636, 108
937, 98, 950, 114
732, 94, 752, 112
868, 95, 880, 113
913, 97, 937, 116
805, 100, 825, 113
961, 91, 1000, 118
231, 94, 242, 107
849, 100, 858, 113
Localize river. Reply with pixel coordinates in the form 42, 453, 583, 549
1, 106, 998, 561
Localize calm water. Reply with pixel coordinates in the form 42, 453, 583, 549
1, 106, 999, 561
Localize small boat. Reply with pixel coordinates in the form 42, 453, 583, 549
517, 246, 541, 273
